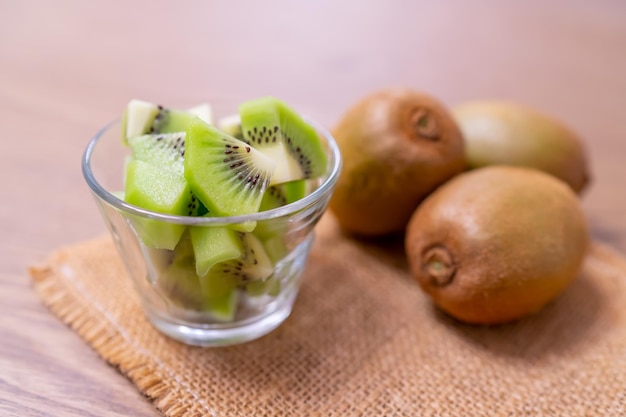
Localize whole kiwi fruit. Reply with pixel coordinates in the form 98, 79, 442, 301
329, 89, 466, 237
452, 101, 591, 193
405, 166, 589, 325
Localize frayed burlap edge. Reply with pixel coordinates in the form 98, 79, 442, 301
29, 247, 208, 417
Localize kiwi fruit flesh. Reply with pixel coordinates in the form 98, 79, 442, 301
124, 133, 199, 249
124, 159, 192, 249
329, 89, 466, 236
452, 100, 590, 193
252, 180, 308, 263
121, 99, 212, 144
202, 232, 275, 296
128, 132, 187, 168
405, 166, 589, 325
189, 225, 243, 277
156, 232, 239, 320
184, 118, 276, 217
259, 180, 307, 212
239, 97, 328, 185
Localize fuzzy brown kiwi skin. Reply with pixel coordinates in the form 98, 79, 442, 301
405, 166, 590, 325
452, 101, 591, 194
329, 89, 466, 237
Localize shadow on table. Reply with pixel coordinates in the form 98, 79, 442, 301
432, 265, 605, 361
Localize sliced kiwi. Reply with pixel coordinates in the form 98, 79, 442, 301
245, 275, 281, 297
121, 99, 212, 144
203, 290, 240, 322
128, 133, 186, 169
127, 132, 208, 216
239, 97, 327, 185
124, 159, 191, 214
124, 133, 202, 248
184, 118, 276, 217
251, 180, 308, 263
124, 160, 191, 249
189, 225, 243, 277
156, 233, 205, 309
202, 232, 274, 292
127, 133, 208, 216
156, 232, 239, 320
259, 180, 307, 212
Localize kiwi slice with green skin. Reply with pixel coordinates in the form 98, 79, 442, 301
128, 132, 209, 216
245, 275, 281, 297
259, 180, 307, 212
202, 232, 274, 293
121, 100, 212, 144
203, 290, 240, 322
156, 232, 240, 320
189, 225, 243, 278
128, 132, 186, 169
125, 160, 192, 249
252, 180, 309, 263
184, 118, 276, 218
156, 232, 204, 309
239, 97, 328, 185
124, 133, 204, 249
127, 133, 208, 216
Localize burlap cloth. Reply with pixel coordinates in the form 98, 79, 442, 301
30, 214, 626, 416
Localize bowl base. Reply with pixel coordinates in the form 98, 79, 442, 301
145, 298, 295, 347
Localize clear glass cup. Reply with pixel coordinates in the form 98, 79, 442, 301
82, 106, 341, 347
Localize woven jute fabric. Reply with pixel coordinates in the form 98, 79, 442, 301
30, 215, 626, 416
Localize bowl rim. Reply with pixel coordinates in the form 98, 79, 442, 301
82, 116, 342, 225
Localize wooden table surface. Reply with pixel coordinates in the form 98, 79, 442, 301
2, 1, 626, 415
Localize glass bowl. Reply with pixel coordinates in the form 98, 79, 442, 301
82, 104, 341, 347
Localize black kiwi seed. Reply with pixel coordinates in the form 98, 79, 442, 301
151, 107, 170, 133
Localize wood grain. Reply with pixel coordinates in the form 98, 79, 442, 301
1, 1, 625, 415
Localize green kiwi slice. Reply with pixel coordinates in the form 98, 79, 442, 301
184, 118, 276, 217
128, 132, 185, 170
239, 97, 327, 185
189, 225, 243, 277
156, 232, 240, 320
252, 180, 309, 263
245, 275, 281, 297
124, 133, 202, 249
156, 233, 205, 309
124, 160, 191, 249
202, 232, 274, 292
121, 99, 212, 144
259, 180, 307, 212
128, 133, 208, 216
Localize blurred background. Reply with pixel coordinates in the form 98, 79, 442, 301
1, 1, 626, 415
2, 0, 626, 258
